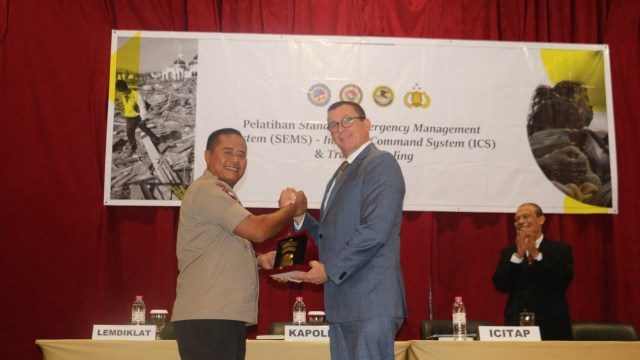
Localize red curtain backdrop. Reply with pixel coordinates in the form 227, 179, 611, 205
0, 0, 638, 359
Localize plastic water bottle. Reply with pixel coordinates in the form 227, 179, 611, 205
452, 296, 467, 340
292, 296, 306, 325
131, 295, 146, 325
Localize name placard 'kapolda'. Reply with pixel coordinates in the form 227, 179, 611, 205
284, 325, 330, 341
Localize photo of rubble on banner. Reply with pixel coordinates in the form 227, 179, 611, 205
106, 36, 198, 204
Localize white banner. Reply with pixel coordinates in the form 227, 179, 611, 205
105, 31, 617, 214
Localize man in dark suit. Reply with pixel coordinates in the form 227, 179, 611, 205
287, 101, 407, 359
492, 202, 574, 340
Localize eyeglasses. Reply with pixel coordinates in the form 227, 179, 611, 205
328, 116, 364, 133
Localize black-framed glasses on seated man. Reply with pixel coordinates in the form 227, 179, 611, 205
328, 116, 364, 133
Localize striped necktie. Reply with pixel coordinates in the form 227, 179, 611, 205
336, 161, 349, 180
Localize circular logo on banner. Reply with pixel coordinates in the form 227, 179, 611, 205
339, 84, 363, 103
404, 83, 431, 109
307, 83, 331, 106
373, 85, 394, 107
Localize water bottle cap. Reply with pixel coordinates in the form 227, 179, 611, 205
455, 296, 462, 301
136, 295, 143, 300
296, 296, 303, 301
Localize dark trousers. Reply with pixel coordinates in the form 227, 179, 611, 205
125, 115, 160, 150
174, 319, 247, 360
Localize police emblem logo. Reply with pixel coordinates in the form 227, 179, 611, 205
404, 83, 431, 109
373, 85, 394, 107
307, 83, 331, 106
339, 84, 363, 103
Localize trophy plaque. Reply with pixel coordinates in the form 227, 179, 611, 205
263, 231, 311, 282
273, 232, 308, 268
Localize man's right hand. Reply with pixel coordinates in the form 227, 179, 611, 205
279, 188, 307, 218
293, 190, 307, 216
515, 228, 527, 259
278, 188, 297, 207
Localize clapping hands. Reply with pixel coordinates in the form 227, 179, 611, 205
515, 228, 539, 259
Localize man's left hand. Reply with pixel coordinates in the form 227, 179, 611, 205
291, 260, 329, 284
257, 250, 276, 270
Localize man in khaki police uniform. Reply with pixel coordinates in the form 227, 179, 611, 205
172, 128, 307, 360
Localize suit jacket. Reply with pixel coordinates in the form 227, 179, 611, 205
300, 143, 407, 323
492, 237, 574, 340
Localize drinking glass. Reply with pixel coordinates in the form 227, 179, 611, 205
519, 311, 535, 326
150, 309, 169, 339
308, 311, 326, 325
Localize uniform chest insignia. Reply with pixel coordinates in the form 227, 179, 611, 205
216, 182, 238, 201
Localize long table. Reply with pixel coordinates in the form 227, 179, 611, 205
36, 339, 640, 360
407, 340, 640, 359
35, 339, 410, 360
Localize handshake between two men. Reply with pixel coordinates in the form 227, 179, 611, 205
264, 187, 329, 286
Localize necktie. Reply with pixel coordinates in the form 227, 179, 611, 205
323, 161, 349, 214
527, 253, 534, 265
336, 161, 349, 181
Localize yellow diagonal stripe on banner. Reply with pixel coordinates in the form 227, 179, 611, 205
541, 49, 606, 112
563, 196, 608, 214
108, 32, 142, 103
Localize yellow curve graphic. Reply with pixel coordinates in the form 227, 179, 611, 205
541, 49, 606, 112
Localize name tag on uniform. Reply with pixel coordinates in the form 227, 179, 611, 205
478, 326, 541, 341
92, 325, 156, 340
284, 325, 330, 341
